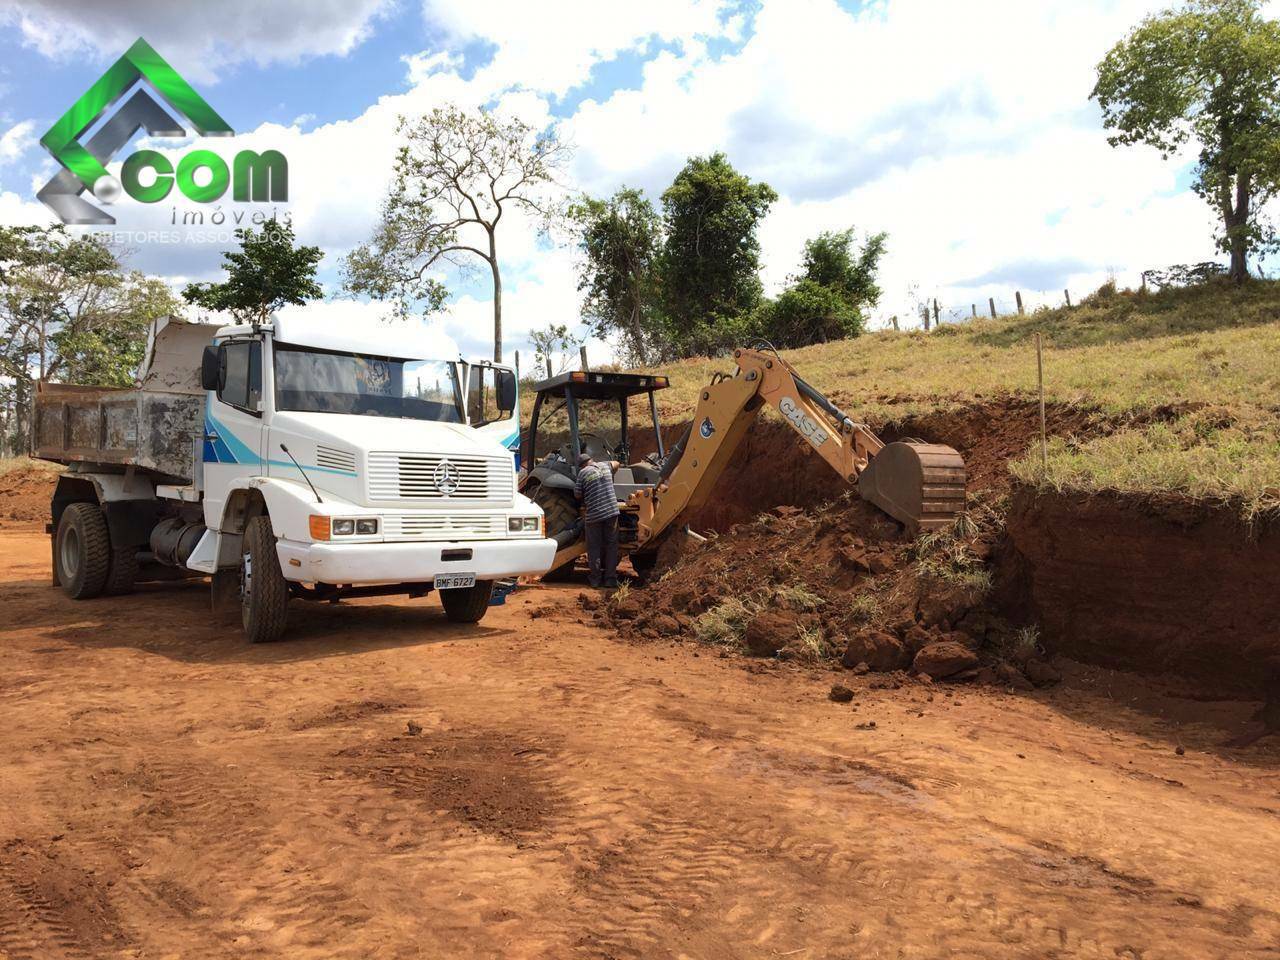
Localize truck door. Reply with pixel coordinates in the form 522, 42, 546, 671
466, 363, 521, 468
202, 338, 265, 531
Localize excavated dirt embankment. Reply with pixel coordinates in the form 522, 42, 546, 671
1005, 491, 1280, 696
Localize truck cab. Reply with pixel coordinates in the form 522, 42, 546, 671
37, 314, 556, 642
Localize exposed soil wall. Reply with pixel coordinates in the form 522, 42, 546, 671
1005, 489, 1280, 695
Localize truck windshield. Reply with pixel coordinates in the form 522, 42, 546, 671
273, 344, 463, 422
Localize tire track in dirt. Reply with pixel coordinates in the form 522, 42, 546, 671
112, 754, 376, 957
0, 840, 131, 960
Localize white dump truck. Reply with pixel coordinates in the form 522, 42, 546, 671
33, 314, 557, 642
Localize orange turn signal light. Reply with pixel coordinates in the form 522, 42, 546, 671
569, 371, 587, 382
308, 515, 331, 540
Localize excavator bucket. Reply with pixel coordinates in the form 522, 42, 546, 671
857, 442, 966, 534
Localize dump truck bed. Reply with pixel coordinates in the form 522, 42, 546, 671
33, 382, 205, 483
31, 316, 216, 483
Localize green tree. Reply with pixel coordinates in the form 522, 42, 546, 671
798, 228, 886, 306
529, 322, 584, 377
1093, 0, 1280, 283
345, 105, 570, 361
660, 153, 777, 351
753, 280, 865, 349
569, 187, 662, 366
750, 228, 886, 350
0, 225, 181, 453
183, 216, 323, 324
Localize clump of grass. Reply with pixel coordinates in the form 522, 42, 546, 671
611, 581, 631, 605
996, 625, 1042, 662
913, 528, 993, 594
793, 625, 830, 662
847, 592, 883, 627
692, 596, 760, 647
774, 582, 823, 611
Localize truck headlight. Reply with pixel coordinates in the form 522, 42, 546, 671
508, 516, 540, 533
332, 518, 355, 536
356, 518, 378, 535
523, 517, 539, 532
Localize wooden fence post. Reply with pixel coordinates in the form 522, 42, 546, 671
988, 297, 996, 318
1016, 291, 1025, 315
932, 299, 940, 327
971, 304, 977, 318
1036, 333, 1047, 470
921, 305, 931, 332
579, 345, 589, 371
1064, 289, 1071, 308
891, 315, 899, 331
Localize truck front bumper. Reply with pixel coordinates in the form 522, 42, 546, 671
275, 537, 558, 586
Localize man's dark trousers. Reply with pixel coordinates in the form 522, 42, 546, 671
585, 516, 619, 587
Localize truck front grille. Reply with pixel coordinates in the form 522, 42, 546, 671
367, 452, 514, 503
381, 514, 508, 541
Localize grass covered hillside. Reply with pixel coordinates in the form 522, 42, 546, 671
631, 280, 1280, 521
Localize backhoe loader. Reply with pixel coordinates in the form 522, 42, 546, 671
520, 346, 965, 580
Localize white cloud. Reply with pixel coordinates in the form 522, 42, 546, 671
0, 119, 35, 162
420, 0, 736, 99
1, 0, 395, 82
0, 187, 55, 225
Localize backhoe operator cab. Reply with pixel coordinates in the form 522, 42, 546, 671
521, 370, 671, 580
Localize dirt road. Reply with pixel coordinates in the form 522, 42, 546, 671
2, 528, 1279, 959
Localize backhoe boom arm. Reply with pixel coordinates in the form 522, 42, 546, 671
629, 348, 964, 549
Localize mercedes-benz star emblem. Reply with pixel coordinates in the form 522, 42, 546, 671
433, 459, 461, 495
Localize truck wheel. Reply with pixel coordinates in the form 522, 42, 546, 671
55, 502, 111, 600
441, 580, 494, 623
241, 515, 289, 643
104, 543, 139, 596
531, 484, 578, 582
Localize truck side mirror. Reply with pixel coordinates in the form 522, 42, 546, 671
496, 369, 516, 414
200, 345, 222, 392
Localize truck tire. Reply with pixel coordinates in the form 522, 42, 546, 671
104, 543, 139, 596
55, 502, 111, 600
441, 580, 494, 623
241, 515, 289, 643
531, 484, 578, 582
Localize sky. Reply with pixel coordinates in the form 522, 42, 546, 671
0, 0, 1247, 366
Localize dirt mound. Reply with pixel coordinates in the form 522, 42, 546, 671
0, 462, 58, 528
602, 493, 1052, 686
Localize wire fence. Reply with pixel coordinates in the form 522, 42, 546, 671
882, 287, 1084, 332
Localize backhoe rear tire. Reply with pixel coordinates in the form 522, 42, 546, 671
55, 502, 111, 600
441, 580, 494, 623
531, 484, 579, 582
241, 515, 290, 643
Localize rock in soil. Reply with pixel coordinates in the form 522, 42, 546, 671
841, 630, 907, 672
828, 684, 855, 703
913, 641, 980, 680
744, 611, 800, 657
1024, 657, 1064, 687
996, 662, 1035, 691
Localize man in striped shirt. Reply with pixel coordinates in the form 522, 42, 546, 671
574, 453, 621, 588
